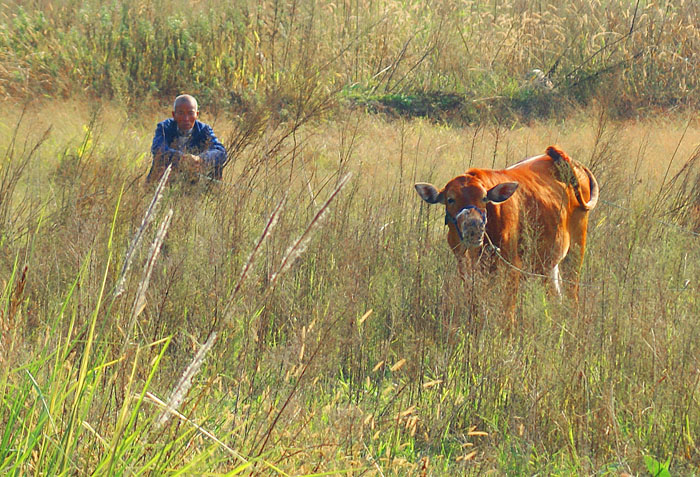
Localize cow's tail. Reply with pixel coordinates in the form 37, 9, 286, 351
546, 146, 599, 211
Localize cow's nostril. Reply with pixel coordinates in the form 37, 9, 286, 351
455, 206, 487, 246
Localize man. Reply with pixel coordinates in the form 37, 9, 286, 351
146, 94, 226, 183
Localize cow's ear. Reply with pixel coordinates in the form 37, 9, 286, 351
415, 183, 445, 204
486, 182, 519, 203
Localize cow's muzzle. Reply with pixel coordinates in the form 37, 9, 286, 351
446, 205, 487, 247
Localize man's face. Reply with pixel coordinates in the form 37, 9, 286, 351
173, 100, 198, 132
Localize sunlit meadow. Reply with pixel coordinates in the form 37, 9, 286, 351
1, 0, 699, 475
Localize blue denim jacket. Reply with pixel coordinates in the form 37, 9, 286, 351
147, 118, 226, 182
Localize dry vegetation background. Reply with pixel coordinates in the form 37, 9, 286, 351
1, 0, 699, 475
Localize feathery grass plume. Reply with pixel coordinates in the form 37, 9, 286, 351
145, 391, 249, 463
268, 173, 352, 289
222, 194, 287, 326
155, 330, 218, 430
114, 165, 172, 298
158, 176, 351, 445
125, 208, 173, 339
158, 196, 288, 429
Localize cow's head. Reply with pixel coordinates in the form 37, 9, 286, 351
415, 174, 519, 248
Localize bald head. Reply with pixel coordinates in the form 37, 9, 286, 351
173, 94, 198, 113
172, 94, 199, 132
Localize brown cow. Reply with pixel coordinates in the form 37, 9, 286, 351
415, 146, 599, 297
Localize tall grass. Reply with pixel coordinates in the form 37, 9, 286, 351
0, 0, 698, 118
0, 99, 698, 474
1, 0, 699, 473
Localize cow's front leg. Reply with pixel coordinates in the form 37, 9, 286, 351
496, 244, 521, 330
457, 255, 470, 280
448, 234, 469, 280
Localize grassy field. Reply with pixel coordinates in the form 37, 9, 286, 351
1, 100, 698, 475
1, 0, 700, 475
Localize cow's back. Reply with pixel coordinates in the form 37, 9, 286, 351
481, 152, 590, 269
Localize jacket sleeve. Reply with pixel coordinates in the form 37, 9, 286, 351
198, 124, 227, 168
150, 121, 182, 168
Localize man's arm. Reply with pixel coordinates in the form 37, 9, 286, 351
197, 124, 226, 168
150, 121, 183, 169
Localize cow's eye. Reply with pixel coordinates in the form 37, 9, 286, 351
447, 197, 455, 204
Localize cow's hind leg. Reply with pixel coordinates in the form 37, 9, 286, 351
563, 212, 589, 301
546, 235, 568, 298
550, 263, 563, 297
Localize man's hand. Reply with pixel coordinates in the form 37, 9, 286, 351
179, 154, 203, 175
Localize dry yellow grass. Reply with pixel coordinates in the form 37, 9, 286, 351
1, 99, 698, 475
